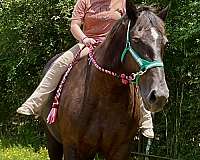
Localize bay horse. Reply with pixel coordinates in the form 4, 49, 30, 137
41, 2, 169, 160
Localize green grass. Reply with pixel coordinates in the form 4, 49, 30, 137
0, 137, 138, 160
0, 119, 138, 160
0, 118, 49, 160
0, 142, 48, 160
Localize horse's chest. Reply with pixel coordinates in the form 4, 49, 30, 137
76, 112, 134, 151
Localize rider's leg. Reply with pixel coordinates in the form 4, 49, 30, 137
139, 98, 154, 139
129, 85, 154, 139
17, 43, 89, 116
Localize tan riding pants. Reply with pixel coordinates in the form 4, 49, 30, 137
22, 43, 88, 115
22, 43, 153, 129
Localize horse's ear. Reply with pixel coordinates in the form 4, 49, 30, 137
158, 3, 171, 21
126, 0, 138, 21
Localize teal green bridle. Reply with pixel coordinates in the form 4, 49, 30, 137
121, 21, 164, 84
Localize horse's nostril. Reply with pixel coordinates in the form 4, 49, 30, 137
148, 90, 169, 107
149, 90, 156, 104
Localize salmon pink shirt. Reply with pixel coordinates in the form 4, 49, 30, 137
71, 0, 126, 41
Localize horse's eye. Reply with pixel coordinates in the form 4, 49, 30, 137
132, 36, 140, 43
138, 26, 143, 31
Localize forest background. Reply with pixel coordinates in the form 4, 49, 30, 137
0, 0, 199, 159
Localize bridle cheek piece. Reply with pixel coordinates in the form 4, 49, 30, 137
88, 21, 164, 85
120, 21, 164, 84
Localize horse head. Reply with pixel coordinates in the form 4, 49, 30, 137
121, 1, 170, 112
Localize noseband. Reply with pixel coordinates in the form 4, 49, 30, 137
121, 21, 164, 83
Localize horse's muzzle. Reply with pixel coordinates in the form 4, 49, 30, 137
147, 88, 169, 112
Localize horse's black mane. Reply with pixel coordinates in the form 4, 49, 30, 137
99, 5, 165, 70
106, 5, 165, 43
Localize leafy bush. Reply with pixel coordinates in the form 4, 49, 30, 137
0, 0, 75, 122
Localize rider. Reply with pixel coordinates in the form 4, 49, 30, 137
17, 0, 154, 139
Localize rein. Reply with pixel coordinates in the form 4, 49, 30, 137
47, 20, 165, 124
88, 45, 145, 85
47, 46, 86, 124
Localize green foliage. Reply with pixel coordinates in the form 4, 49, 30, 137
135, 0, 200, 159
0, 118, 48, 159
0, 0, 75, 122
0, 0, 75, 158
0, 143, 48, 160
0, 0, 199, 159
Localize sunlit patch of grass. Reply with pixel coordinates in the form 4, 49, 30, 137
0, 141, 48, 160
0, 119, 49, 160
0, 120, 138, 160
0, 139, 138, 160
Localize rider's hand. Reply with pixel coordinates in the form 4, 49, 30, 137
82, 37, 96, 47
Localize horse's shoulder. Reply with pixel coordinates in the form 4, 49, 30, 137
61, 56, 90, 101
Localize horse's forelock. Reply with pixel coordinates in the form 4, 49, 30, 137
99, 6, 165, 69
137, 5, 158, 13
137, 10, 165, 34
108, 5, 166, 39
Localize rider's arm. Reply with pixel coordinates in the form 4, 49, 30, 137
70, 19, 86, 43
70, 19, 96, 46
70, 0, 96, 46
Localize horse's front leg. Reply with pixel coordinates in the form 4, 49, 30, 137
47, 130, 63, 160
63, 144, 95, 160
63, 144, 79, 160
106, 143, 129, 160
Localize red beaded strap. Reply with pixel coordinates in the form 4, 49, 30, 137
88, 45, 137, 85
47, 45, 86, 124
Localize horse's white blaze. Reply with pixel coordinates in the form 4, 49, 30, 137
151, 27, 159, 41
150, 27, 159, 55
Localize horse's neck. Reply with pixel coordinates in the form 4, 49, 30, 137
95, 28, 127, 73
88, 29, 128, 91
85, 27, 133, 112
